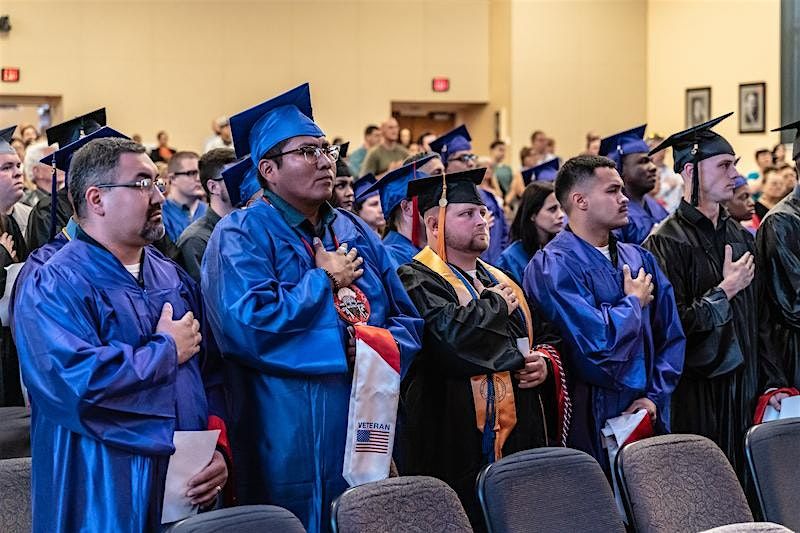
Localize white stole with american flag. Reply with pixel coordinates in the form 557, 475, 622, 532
342, 324, 401, 486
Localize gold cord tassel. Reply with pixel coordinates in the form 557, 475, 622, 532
436, 171, 448, 262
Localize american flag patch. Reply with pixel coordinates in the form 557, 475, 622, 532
355, 428, 390, 454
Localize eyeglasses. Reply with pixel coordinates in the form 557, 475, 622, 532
172, 169, 200, 178
96, 178, 167, 193
448, 153, 478, 164
265, 144, 340, 164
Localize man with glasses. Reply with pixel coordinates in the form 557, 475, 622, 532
202, 83, 423, 533
431, 125, 508, 264
177, 148, 237, 281
13, 136, 230, 532
163, 150, 207, 242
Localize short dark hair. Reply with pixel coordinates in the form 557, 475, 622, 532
530, 130, 545, 143
519, 146, 532, 166
510, 181, 556, 255
256, 139, 290, 188
167, 151, 199, 173
364, 125, 379, 137
199, 148, 236, 196
756, 148, 771, 159
417, 131, 433, 146
554, 155, 617, 208
69, 137, 146, 218
490, 140, 505, 150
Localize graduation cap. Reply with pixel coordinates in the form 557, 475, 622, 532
732, 175, 748, 189
522, 158, 560, 186
599, 124, 649, 171
429, 125, 472, 166
335, 142, 351, 177
222, 157, 262, 208
0, 125, 17, 155
229, 83, 324, 162
363, 153, 436, 217
46, 108, 106, 148
649, 112, 735, 205
41, 125, 128, 239
406, 167, 486, 261
771, 119, 800, 161
354, 174, 378, 204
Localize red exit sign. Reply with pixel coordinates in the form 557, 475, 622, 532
432, 77, 450, 92
1, 68, 20, 82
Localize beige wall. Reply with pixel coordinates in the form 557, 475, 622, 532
646, 0, 781, 174
0, 0, 491, 153
508, 0, 648, 165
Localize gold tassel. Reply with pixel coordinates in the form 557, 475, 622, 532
436, 171, 448, 261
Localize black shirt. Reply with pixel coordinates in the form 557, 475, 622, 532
176, 207, 222, 282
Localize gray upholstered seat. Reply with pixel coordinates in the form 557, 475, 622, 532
746, 418, 800, 530
476, 447, 625, 533
0, 456, 31, 533
0, 407, 30, 459
166, 504, 305, 532
699, 522, 794, 532
331, 476, 473, 533
617, 434, 753, 533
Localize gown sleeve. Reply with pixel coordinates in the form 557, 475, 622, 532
398, 262, 524, 378
14, 267, 178, 455
524, 250, 644, 390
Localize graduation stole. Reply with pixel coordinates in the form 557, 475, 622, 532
415, 246, 532, 461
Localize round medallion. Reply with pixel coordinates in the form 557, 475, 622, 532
334, 284, 371, 325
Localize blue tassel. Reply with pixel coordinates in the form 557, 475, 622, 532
481, 375, 496, 464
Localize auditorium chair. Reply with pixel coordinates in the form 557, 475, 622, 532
331, 476, 473, 533
0, 456, 31, 533
0, 406, 30, 459
475, 447, 625, 533
166, 504, 305, 532
698, 523, 793, 532
745, 418, 800, 530
617, 434, 753, 532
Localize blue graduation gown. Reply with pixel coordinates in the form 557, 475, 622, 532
163, 199, 207, 242
524, 230, 685, 467
615, 195, 668, 245
495, 240, 531, 285
201, 200, 422, 533
478, 188, 508, 265
383, 230, 420, 267
14, 236, 213, 533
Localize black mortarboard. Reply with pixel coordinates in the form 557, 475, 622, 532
772, 119, 800, 161
336, 141, 351, 177
406, 167, 485, 214
0, 125, 17, 155
46, 108, 106, 148
649, 112, 735, 205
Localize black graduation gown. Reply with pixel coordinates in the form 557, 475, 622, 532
643, 200, 784, 480
25, 188, 72, 252
397, 260, 558, 529
755, 186, 800, 388
0, 211, 28, 407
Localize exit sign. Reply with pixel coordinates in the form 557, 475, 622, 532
432, 77, 450, 92
1, 68, 20, 82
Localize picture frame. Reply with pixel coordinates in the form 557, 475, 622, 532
685, 87, 712, 128
739, 82, 766, 133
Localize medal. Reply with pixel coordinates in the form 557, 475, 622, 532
334, 284, 371, 325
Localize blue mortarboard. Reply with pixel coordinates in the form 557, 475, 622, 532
599, 124, 649, 170
772, 119, 800, 161
0, 125, 17, 154
354, 174, 378, 204
733, 175, 748, 189
362, 154, 436, 217
429, 125, 472, 164
649, 112, 735, 205
222, 157, 262, 208
229, 83, 324, 163
46, 108, 106, 148
522, 158, 560, 186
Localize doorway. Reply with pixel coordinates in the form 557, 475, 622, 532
0, 95, 62, 142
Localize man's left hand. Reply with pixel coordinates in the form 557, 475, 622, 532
516, 350, 548, 389
624, 397, 657, 422
187, 451, 228, 508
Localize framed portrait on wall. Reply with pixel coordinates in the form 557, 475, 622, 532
739, 82, 766, 133
686, 87, 712, 128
